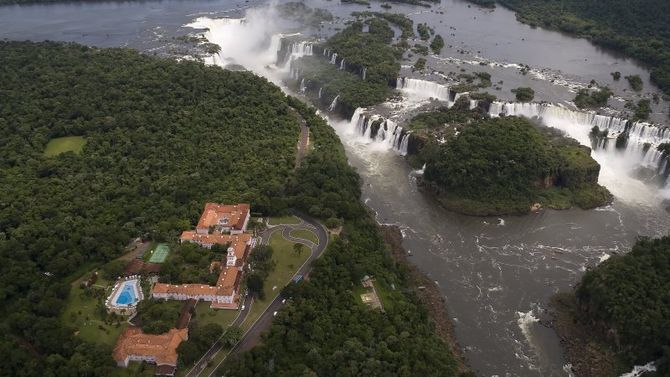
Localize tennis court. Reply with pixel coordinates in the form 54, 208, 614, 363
148, 244, 170, 263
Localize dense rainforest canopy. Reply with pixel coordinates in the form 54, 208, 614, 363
574, 236, 670, 374
0, 41, 460, 376
0, 40, 302, 376
222, 102, 463, 377
469, 0, 670, 95
419, 107, 611, 215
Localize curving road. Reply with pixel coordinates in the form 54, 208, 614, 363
186, 212, 328, 377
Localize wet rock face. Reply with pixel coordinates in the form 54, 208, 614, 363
407, 133, 428, 156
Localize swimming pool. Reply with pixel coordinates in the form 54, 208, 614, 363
106, 279, 143, 314
115, 282, 137, 305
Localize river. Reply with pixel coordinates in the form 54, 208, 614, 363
2, 1, 669, 376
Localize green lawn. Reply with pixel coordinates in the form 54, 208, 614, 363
62, 245, 150, 348
242, 232, 309, 329
200, 232, 310, 375
289, 228, 319, 244
43, 136, 86, 156
175, 302, 240, 376
61, 273, 127, 347
193, 301, 239, 328
374, 281, 403, 311
267, 215, 301, 225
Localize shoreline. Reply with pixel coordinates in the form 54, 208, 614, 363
545, 292, 626, 377
379, 224, 471, 374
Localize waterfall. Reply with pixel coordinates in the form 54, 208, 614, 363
349, 108, 410, 156
469, 99, 478, 110
328, 95, 339, 112
339, 59, 345, 70
488, 101, 670, 188
397, 77, 451, 102
318, 87, 322, 99
276, 39, 314, 67
488, 101, 669, 148
362, 67, 367, 80
299, 78, 306, 93
290, 41, 313, 57
619, 362, 656, 377
330, 52, 338, 65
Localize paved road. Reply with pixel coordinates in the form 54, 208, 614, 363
230, 213, 327, 356
187, 212, 328, 377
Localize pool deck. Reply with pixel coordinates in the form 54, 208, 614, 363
106, 277, 144, 315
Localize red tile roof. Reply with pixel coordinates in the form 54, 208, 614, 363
113, 327, 187, 367
196, 203, 249, 231
179, 232, 251, 259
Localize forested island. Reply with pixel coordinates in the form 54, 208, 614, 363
467, 0, 670, 96
0, 41, 463, 376
411, 102, 612, 215
551, 236, 670, 377
290, 14, 403, 117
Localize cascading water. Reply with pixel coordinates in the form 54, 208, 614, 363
362, 67, 367, 80
330, 52, 338, 65
349, 108, 410, 155
318, 87, 322, 99
397, 77, 451, 102
291, 41, 313, 56
328, 95, 339, 112
299, 78, 306, 93
339, 58, 345, 70
487, 101, 670, 174
484, 100, 670, 201
186, 8, 670, 377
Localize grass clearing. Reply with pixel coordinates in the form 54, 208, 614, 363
374, 281, 402, 311
200, 232, 311, 375
176, 303, 240, 376
44, 136, 86, 156
193, 301, 239, 328
62, 273, 127, 347
289, 228, 319, 244
267, 215, 301, 225
242, 232, 309, 330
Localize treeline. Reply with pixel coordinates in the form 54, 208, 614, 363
479, 0, 670, 95
221, 95, 463, 377
0, 40, 328, 376
417, 104, 611, 215
572, 236, 670, 374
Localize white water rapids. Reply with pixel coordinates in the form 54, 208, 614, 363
185, 6, 670, 377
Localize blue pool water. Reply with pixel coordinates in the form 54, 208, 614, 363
115, 283, 137, 305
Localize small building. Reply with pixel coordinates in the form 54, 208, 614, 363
196, 203, 250, 235
113, 327, 188, 376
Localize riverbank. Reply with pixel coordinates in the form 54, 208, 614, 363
546, 293, 626, 377
379, 225, 470, 375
